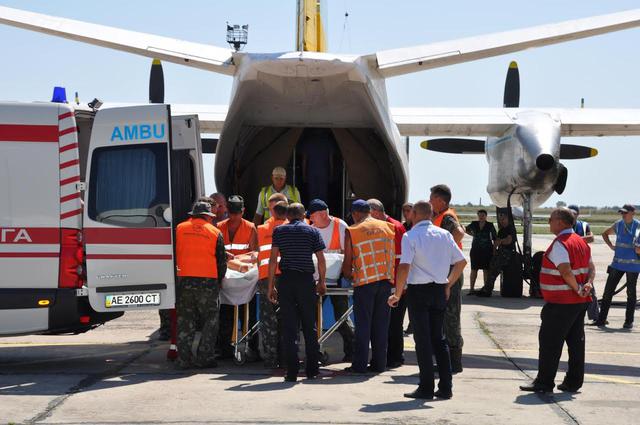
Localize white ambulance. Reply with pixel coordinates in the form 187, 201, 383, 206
0, 102, 205, 336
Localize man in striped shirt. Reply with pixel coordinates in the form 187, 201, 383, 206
268, 203, 326, 382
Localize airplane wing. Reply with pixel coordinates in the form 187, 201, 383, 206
102, 103, 228, 133
392, 107, 640, 137
0, 6, 235, 75
367, 9, 640, 78
170, 104, 228, 133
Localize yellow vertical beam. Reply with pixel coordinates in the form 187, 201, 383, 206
296, 0, 326, 52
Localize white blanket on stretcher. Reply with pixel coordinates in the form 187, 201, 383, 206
313, 253, 344, 286
220, 267, 259, 305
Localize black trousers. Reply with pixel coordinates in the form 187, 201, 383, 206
407, 284, 452, 394
598, 268, 638, 324
387, 292, 407, 364
352, 280, 391, 372
536, 302, 589, 389
278, 270, 319, 377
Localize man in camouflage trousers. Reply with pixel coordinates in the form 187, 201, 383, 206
175, 201, 227, 369
256, 195, 288, 368
430, 184, 466, 373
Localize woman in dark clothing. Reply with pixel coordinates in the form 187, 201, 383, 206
476, 213, 516, 297
465, 209, 497, 294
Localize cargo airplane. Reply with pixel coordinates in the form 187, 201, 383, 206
2, 1, 640, 258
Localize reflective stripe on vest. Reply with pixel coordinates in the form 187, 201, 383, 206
257, 218, 286, 280
176, 217, 220, 278
218, 218, 255, 256
259, 185, 300, 219
612, 219, 640, 272
349, 218, 395, 287
433, 208, 463, 249
539, 232, 591, 304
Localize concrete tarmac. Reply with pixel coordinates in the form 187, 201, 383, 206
1, 235, 638, 425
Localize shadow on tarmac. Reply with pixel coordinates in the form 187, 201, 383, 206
461, 294, 545, 310
359, 399, 433, 412
514, 391, 577, 405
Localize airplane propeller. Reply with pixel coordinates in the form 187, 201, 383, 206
503, 61, 520, 108
149, 59, 165, 104
421, 60, 598, 163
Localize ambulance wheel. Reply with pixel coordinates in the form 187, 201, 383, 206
233, 349, 247, 366
320, 350, 330, 366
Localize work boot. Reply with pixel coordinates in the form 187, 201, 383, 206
450, 346, 463, 374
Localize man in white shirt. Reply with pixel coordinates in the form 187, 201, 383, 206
388, 200, 466, 400
309, 199, 354, 362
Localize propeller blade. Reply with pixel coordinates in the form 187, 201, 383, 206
503, 61, 520, 108
420, 138, 485, 154
149, 58, 165, 104
560, 144, 598, 159
554, 164, 568, 194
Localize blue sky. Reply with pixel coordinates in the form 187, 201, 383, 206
1, 1, 639, 208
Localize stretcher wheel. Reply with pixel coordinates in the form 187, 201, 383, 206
319, 350, 330, 366
233, 348, 247, 366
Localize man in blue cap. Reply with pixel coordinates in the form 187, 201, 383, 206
342, 199, 396, 373
309, 198, 354, 362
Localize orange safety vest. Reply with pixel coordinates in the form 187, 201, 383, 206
433, 207, 463, 249
539, 232, 592, 304
217, 218, 255, 256
348, 217, 396, 287
321, 216, 342, 253
257, 218, 286, 280
176, 217, 220, 278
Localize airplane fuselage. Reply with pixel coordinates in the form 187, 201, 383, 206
214, 52, 409, 216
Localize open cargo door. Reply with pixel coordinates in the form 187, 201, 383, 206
83, 105, 176, 312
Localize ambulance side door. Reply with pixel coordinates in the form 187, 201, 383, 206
83, 105, 176, 312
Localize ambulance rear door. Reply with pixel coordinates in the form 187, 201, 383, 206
83, 105, 176, 312
169, 114, 205, 225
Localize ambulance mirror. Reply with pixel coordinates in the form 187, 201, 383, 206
162, 207, 172, 223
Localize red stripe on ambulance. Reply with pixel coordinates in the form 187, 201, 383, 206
0, 124, 59, 142
85, 254, 172, 260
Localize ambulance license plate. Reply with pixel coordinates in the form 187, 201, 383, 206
105, 293, 160, 308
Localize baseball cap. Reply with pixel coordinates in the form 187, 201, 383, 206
188, 201, 216, 218
351, 199, 371, 213
618, 204, 636, 214
567, 205, 580, 215
272, 166, 287, 177
227, 195, 245, 213
308, 199, 328, 214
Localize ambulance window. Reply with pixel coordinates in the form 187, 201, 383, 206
88, 144, 170, 227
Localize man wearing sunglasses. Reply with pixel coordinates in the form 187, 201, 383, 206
596, 204, 640, 329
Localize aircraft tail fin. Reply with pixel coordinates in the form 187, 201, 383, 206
296, 0, 327, 52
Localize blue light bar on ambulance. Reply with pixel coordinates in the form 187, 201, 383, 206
51, 86, 67, 103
